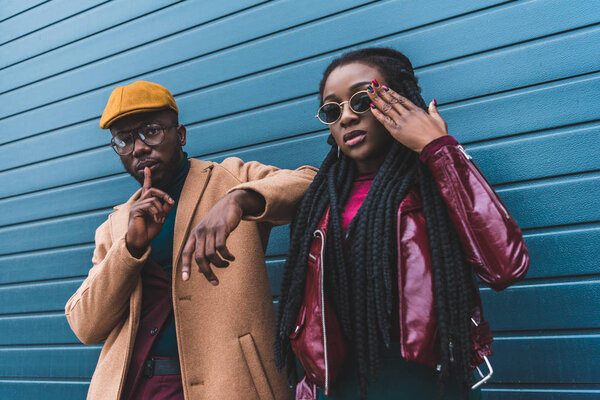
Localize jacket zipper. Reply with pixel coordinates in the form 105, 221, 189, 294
395, 209, 406, 362
457, 145, 510, 220
314, 229, 329, 395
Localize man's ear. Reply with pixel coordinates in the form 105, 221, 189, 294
177, 124, 187, 146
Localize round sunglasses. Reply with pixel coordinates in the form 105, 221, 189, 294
315, 90, 371, 125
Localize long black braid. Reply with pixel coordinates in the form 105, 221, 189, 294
275, 48, 476, 399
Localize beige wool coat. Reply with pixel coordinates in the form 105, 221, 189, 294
65, 157, 317, 400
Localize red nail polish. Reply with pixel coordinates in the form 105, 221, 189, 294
433, 99, 438, 106
370, 103, 376, 109
371, 79, 379, 87
382, 85, 389, 91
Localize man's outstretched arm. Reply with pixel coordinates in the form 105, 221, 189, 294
181, 157, 317, 284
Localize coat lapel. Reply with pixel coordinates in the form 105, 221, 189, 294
172, 159, 213, 271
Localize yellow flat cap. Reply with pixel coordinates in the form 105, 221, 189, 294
99, 81, 179, 129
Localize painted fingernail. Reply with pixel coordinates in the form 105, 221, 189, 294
210, 280, 219, 286
182, 271, 189, 281
367, 85, 374, 93
382, 85, 389, 91
433, 99, 438, 106
371, 79, 379, 87
370, 103, 376, 109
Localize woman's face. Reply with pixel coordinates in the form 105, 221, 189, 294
322, 62, 393, 174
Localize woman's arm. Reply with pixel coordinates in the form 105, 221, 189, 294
422, 138, 530, 290
367, 83, 529, 290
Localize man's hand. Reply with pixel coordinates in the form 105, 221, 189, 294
126, 167, 174, 258
181, 190, 265, 285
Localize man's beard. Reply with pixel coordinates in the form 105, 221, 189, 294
123, 152, 182, 191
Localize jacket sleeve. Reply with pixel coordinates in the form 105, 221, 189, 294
424, 141, 530, 291
218, 157, 318, 226
64, 217, 149, 344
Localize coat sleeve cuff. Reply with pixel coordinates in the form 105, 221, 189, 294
117, 233, 151, 268
419, 135, 459, 163
227, 166, 317, 225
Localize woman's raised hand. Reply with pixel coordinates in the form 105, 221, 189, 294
367, 80, 447, 154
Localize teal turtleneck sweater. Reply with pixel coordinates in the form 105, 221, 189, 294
148, 154, 189, 357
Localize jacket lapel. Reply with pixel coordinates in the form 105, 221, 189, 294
172, 159, 213, 271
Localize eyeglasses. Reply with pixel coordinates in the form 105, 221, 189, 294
315, 90, 371, 125
110, 123, 177, 155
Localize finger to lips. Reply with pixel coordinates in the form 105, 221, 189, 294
143, 167, 152, 192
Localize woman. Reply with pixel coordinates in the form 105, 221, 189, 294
275, 48, 529, 400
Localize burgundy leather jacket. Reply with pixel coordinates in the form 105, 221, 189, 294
293, 141, 530, 398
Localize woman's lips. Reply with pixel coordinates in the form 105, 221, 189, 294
344, 131, 367, 147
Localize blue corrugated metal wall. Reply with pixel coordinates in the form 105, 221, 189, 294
0, 1, 598, 398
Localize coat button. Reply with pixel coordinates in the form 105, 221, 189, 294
150, 327, 158, 336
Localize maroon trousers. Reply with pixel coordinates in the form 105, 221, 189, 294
129, 357, 183, 400
122, 260, 183, 400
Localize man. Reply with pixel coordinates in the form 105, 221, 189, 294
65, 81, 316, 399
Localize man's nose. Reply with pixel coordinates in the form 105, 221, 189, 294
132, 135, 151, 157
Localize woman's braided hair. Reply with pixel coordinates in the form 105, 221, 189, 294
275, 47, 476, 399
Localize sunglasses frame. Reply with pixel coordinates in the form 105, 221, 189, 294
315, 90, 371, 125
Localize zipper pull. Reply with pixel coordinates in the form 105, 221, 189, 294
449, 339, 455, 363
457, 144, 472, 160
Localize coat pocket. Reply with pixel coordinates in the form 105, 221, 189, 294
238, 333, 275, 400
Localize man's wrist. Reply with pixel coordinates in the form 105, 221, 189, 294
230, 189, 265, 218
125, 233, 147, 259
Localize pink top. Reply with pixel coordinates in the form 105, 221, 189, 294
340, 135, 457, 233
341, 172, 375, 235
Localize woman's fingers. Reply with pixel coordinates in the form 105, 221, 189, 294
383, 86, 416, 112
369, 103, 396, 131
428, 98, 447, 129
375, 81, 416, 110
368, 84, 403, 121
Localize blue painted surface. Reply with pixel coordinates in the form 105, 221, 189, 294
0, 1, 599, 398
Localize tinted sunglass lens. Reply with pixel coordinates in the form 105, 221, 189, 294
350, 92, 371, 113
319, 104, 341, 124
